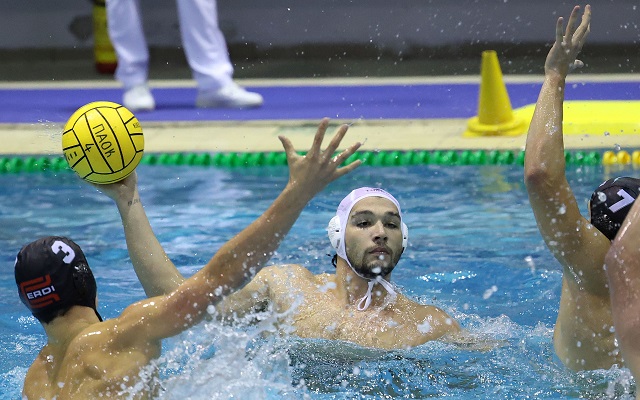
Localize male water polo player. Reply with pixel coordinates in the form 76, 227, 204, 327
217, 187, 460, 348
603, 180, 640, 396
110, 178, 461, 348
15, 118, 361, 398
524, 4, 637, 371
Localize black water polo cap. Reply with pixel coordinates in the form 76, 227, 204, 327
14, 236, 102, 324
589, 177, 640, 240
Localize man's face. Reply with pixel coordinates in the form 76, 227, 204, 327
344, 197, 404, 277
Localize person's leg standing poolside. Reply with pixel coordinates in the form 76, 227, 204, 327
106, 0, 156, 111
176, 0, 263, 108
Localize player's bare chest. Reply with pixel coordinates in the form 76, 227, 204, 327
290, 299, 413, 348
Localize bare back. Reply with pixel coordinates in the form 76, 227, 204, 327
220, 264, 459, 349
23, 316, 162, 399
554, 257, 621, 369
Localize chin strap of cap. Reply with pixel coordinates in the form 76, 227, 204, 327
357, 276, 397, 311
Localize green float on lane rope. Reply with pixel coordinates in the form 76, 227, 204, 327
0, 150, 611, 174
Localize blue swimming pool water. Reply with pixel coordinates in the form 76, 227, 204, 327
0, 163, 637, 399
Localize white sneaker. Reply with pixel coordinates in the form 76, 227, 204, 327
123, 84, 155, 111
196, 83, 263, 109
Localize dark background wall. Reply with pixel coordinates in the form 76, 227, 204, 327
2, 0, 638, 78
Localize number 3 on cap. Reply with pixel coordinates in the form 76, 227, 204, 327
51, 240, 76, 264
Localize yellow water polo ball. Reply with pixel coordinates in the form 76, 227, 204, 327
62, 101, 144, 184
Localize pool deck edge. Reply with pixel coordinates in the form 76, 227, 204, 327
1, 118, 633, 156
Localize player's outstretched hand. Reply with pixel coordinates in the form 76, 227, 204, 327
544, 4, 591, 78
279, 118, 362, 196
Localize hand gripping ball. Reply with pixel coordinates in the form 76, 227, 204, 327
62, 101, 144, 184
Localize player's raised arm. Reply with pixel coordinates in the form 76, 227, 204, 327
94, 172, 185, 297
524, 5, 594, 263
197, 118, 362, 295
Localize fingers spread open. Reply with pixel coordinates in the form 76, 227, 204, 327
573, 6, 591, 44
309, 118, 330, 157
331, 141, 362, 167
323, 124, 350, 158
555, 17, 564, 44
335, 158, 362, 178
278, 135, 295, 156
564, 6, 581, 40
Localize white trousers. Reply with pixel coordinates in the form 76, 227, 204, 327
106, 0, 234, 90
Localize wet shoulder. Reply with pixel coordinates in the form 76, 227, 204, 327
261, 264, 318, 283
23, 350, 51, 394
395, 295, 459, 331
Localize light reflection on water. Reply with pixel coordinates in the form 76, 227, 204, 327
0, 164, 637, 399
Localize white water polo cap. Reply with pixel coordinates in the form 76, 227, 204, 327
327, 187, 409, 310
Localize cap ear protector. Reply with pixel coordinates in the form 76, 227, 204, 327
327, 215, 409, 251
327, 215, 342, 250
